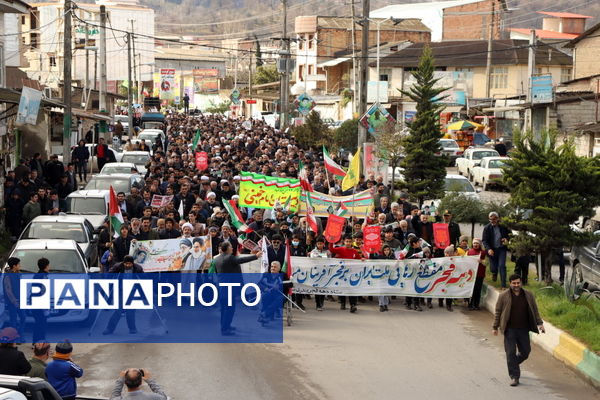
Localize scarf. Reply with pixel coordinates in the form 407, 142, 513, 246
53, 353, 71, 361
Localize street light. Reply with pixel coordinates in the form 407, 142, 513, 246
357, 17, 403, 105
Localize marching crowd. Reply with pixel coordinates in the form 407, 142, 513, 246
0, 110, 528, 396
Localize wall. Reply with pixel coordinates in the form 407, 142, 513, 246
442, 0, 503, 41
573, 34, 600, 79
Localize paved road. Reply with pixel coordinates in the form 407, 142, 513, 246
27, 300, 596, 400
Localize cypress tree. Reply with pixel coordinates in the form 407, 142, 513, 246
503, 130, 600, 283
400, 45, 449, 205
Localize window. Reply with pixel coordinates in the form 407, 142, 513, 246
298, 36, 303, 50
298, 65, 304, 81
535, 67, 544, 75
308, 34, 314, 49
379, 68, 391, 82
491, 67, 508, 89
49, 54, 56, 67
561, 67, 572, 83
308, 64, 314, 75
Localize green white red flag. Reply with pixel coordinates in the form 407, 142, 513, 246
281, 239, 293, 280
298, 160, 314, 192
222, 199, 253, 233
109, 186, 124, 238
323, 146, 346, 177
305, 193, 318, 233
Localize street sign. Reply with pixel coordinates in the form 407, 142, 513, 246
246, 99, 257, 104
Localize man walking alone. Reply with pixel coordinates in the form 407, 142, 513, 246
493, 274, 545, 386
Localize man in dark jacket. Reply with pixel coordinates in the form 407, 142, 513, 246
104, 256, 144, 335
213, 241, 262, 335
94, 138, 111, 171
441, 210, 461, 247
112, 225, 133, 262
482, 211, 511, 288
493, 274, 544, 386
0, 327, 31, 375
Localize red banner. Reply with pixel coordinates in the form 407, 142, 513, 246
195, 151, 208, 171
433, 223, 450, 249
324, 214, 346, 244
363, 225, 382, 253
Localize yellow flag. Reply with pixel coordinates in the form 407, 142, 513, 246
342, 147, 361, 191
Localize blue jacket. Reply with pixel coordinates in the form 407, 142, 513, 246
46, 358, 84, 398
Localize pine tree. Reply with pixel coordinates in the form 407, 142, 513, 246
291, 110, 331, 149
255, 35, 263, 67
399, 45, 449, 205
503, 130, 600, 283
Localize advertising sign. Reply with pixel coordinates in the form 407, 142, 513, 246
16, 86, 42, 125
159, 69, 176, 100
531, 74, 553, 104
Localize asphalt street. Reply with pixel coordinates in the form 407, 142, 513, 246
23, 299, 597, 400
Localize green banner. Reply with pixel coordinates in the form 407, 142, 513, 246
238, 171, 301, 211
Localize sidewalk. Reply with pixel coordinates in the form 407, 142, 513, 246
481, 283, 600, 388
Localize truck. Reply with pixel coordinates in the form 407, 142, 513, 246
0, 374, 106, 400
455, 147, 499, 181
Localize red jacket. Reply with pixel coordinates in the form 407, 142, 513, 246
329, 243, 361, 260
467, 248, 486, 278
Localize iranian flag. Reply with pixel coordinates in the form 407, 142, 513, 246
298, 160, 314, 192
305, 193, 319, 233
109, 186, 124, 238
323, 146, 346, 178
222, 199, 253, 233
281, 239, 293, 281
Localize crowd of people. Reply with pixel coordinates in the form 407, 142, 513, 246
0, 109, 530, 395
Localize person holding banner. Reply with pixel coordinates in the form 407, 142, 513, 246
329, 235, 362, 313
371, 245, 395, 312
405, 236, 426, 312
309, 236, 331, 311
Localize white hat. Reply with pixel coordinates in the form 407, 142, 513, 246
232, 195, 240, 200
201, 176, 210, 181
220, 179, 228, 184
233, 175, 241, 180
182, 222, 193, 231
207, 192, 216, 198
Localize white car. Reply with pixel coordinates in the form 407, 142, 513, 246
121, 151, 151, 174
58, 144, 122, 172
423, 174, 480, 212
456, 147, 500, 181
471, 156, 508, 191
85, 173, 145, 195
137, 128, 165, 145
66, 189, 109, 230
100, 162, 140, 175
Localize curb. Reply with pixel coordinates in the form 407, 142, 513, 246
481, 283, 600, 388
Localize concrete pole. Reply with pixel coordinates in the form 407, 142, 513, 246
484, 0, 495, 99
62, 0, 73, 164
127, 32, 134, 138
357, 0, 370, 147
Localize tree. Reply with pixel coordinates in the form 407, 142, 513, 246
291, 110, 331, 149
332, 118, 358, 152
399, 45, 449, 206
376, 124, 404, 193
503, 130, 600, 283
253, 65, 279, 85
254, 35, 263, 67
205, 99, 231, 114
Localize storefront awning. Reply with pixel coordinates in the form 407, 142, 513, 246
482, 106, 524, 112
317, 57, 350, 68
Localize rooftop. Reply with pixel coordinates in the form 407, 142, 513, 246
538, 11, 593, 19
376, 40, 573, 68
299, 16, 430, 32
509, 28, 579, 40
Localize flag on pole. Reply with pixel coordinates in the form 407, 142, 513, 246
305, 192, 318, 233
342, 147, 361, 191
281, 239, 293, 280
335, 202, 348, 217
323, 146, 346, 177
192, 129, 201, 152
260, 236, 270, 273
109, 186, 124, 238
222, 199, 253, 233
298, 160, 314, 192
282, 196, 292, 212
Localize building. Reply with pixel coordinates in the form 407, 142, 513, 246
21, 1, 155, 89
371, 0, 507, 42
509, 12, 593, 41
293, 16, 430, 96
564, 22, 600, 80
375, 40, 572, 135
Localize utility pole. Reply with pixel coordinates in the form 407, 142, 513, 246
130, 19, 137, 104
357, 0, 370, 147
249, 53, 253, 117
525, 29, 536, 132
63, 0, 73, 164
350, 0, 358, 116
84, 19, 89, 107
280, 0, 290, 129
127, 32, 134, 138
99, 5, 107, 139
484, 0, 495, 99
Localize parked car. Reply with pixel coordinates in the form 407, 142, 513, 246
471, 156, 508, 191
99, 162, 139, 175
121, 151, 151, 174
6, 239, 95, 274
423, 174, 480, 212
85, 173, 145, 195
437, 139, 463, 166
19, 215, 99, 268
570, 234, 600, 290
66, 189, 109, 230
456, 147, 500, 180
137, 128, 165, 145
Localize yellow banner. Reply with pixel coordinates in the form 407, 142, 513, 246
238, 172, 302, 211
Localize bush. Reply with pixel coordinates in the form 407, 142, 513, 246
332, 119, 358, 152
